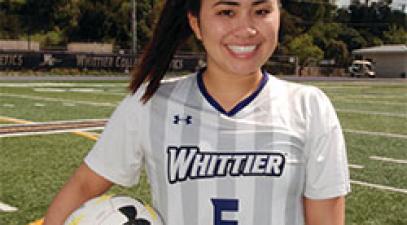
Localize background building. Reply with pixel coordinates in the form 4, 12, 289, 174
352, 45, 407, 78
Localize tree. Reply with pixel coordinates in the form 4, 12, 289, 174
0, 12, 21, 39
346, 0, 406, 47
383, 25, 407, 44
136, 0, 160, 49
326, 40, 350, 66
63, 0, 162, 50
281, 0, 337, 32
279, 0, 338, 55
309, 22, 342, 50
20, 0, 66, 33
307, 23, 352, 66
337, 26, 367, 52
0, 0, 24, 39
287, 34, 324, 75
64, 1, 126, 45
278, 9, 304, 52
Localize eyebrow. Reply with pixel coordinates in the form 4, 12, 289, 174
213, 0, 270, 7
253, 0, 269, 6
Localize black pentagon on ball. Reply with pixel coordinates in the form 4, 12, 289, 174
133, 219, 151, 225
119, 206, 151, 225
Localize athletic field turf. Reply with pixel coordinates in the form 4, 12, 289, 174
0, 77, 406, 225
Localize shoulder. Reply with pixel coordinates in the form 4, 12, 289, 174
125, 73, 196, 104
160, 73, 196, 89
267, 75, 338, 128
153, 73, 197, 99
267, 75, 329, 105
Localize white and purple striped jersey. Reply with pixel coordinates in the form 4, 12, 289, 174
85, 71, 350, 225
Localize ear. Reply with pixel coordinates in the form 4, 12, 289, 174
187, 12, 202, 40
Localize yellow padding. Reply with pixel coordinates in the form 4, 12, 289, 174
145, 205, 158, 221
0, 116, 33, 124
27, 218, 43, 225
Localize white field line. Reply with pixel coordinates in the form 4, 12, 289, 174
369, 156, 407, 164
62, 102, 76, 107
349, 164, 364, 169
0, 127, 104, 138
322, 90, 407, 99
66, 90, 127, 97
336, 109, 407, 118
350, 180, 407, 194
34, 88, 106, 93
0, 201, 18, 212
342, 94, 407, 99
33, 88, 127, 96
319, 86, 371, 89
344, 129, 407, 139
0, 118, 108, 126
319, 83, 406, 88
332, 98, 406, 106
0, 93, 116, 107
33, 88, 67, 92
2, 104, 15, 108
0, 83, 127, 88
94, 91, 127, 96
0, 116, 102, 141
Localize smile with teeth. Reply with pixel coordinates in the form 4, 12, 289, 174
227, 45, 257, 54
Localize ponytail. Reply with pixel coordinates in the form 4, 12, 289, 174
129, 0, 200, 103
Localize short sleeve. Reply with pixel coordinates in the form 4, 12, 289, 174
303, 87, 351, 199
84, 94, 144, 187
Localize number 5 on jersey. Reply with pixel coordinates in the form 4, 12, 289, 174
211, 198, 239, 225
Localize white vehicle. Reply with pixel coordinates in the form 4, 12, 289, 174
348, 60, 376, 78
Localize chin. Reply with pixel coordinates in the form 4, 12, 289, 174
226, 64, 262, 76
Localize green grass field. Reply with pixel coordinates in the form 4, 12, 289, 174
0, 78, 406, 225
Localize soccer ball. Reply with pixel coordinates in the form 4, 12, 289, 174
64, 195, 164, 225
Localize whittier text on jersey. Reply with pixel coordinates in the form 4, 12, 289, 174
167, 146, 286, 184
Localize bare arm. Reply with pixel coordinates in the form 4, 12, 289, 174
43, 163, 113, 225
304, 196, 345, 225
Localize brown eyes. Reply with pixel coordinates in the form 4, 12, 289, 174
216, 10, 235, 17
216, 9, 271, 17
255, 9, 271, 16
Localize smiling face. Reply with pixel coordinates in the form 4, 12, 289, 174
188, 0, 280, 77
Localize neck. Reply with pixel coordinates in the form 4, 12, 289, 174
201, 67, 263, 112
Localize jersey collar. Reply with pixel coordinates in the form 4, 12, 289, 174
197, 68, 269, 117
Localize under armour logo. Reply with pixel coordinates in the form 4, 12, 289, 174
173, 115, 192, 125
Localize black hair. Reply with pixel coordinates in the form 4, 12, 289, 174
129, 0, 201, 103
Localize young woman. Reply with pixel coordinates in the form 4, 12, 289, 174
44, 0, 350, 224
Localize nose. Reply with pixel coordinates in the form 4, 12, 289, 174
233, 16, 258, 38
234, 12, 258, 38
236, 27, 257, 37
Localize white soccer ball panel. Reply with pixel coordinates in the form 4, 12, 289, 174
64, 195, 164, 225
64, 196, 114, 225
98, 215, 128, 224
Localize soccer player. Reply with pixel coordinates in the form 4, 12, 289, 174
44, 0, 350, 224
